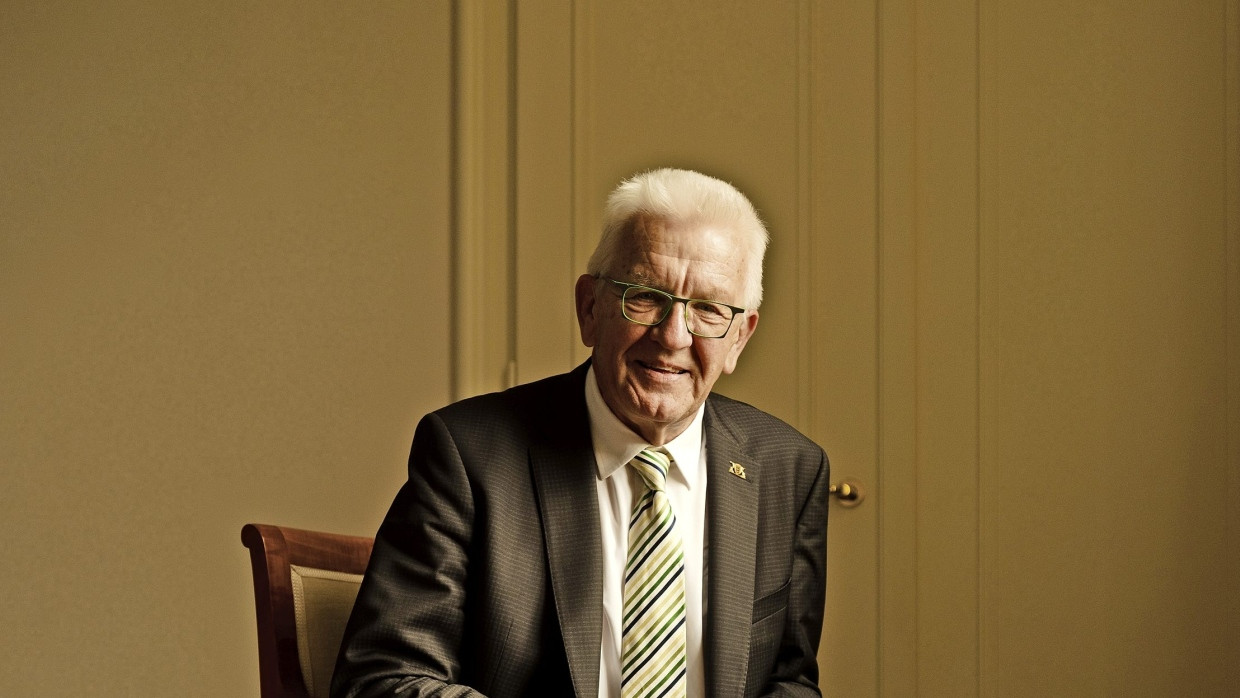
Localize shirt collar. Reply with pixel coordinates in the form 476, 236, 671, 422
585, 365, 704, 489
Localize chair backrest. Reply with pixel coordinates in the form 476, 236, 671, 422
241, 523, 374, 698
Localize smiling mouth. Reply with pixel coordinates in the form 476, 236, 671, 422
637, 360, 688, 375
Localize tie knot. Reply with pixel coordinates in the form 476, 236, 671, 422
629, 448, 672, 492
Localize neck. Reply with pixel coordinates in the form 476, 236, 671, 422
625, 416, 691, 447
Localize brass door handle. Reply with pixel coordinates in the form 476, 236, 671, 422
828, 480, 865, 507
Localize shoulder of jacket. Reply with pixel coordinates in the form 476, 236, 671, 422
706, 392, 822, 453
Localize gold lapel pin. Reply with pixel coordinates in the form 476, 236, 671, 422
728, 461, 747, 480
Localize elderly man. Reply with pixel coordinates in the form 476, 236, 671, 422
332, 168, 829, 698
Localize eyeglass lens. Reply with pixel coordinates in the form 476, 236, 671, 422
621, 286, 735, 338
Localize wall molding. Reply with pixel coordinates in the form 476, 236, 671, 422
451, 0, 516, 400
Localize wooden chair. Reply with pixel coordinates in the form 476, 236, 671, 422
241, 523, 374, 698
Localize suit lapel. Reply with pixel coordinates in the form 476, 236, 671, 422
704, 400, 759, 698
530, 367, 602, 698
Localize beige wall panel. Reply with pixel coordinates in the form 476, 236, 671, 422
515, 0, 579, 384
979, 1, 1237, 694
913, 0, 982, 694
0, 3, 452, 694
454, 0, 517, 399
1229, 1, 1240, 693
875, 0, 922, 693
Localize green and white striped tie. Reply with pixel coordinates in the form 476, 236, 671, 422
621, 447, 687, 698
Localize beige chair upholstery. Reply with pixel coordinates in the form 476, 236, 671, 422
242, 523, 373, 698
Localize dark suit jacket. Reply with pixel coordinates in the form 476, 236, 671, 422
332, 362, 829, 698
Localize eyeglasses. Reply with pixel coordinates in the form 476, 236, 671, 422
603, 278, 746, 339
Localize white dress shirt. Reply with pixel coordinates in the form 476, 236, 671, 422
586, 366, 708, 698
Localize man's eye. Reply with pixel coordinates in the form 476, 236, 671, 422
628, 291, 665, 306
691, 302, 728, 320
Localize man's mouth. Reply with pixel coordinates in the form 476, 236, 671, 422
636, 360, 688, 375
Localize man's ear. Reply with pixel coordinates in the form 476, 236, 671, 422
574, 274, 599, 347
722, 310, 759, 375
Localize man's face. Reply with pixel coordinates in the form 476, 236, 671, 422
575, 217, 759, 445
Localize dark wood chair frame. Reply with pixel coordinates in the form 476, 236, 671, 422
241, 523, 374, 698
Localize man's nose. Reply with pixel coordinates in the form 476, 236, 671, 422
651, 301, 694, 349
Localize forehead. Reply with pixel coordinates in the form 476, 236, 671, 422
614, 217, 748, 298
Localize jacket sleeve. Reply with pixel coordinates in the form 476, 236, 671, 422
760, 447, 829, 697
330, 413, 488, 698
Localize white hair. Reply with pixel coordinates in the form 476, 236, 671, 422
585, 168, 769, 309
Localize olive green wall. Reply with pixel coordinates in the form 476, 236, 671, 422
1, 3, 451, 695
